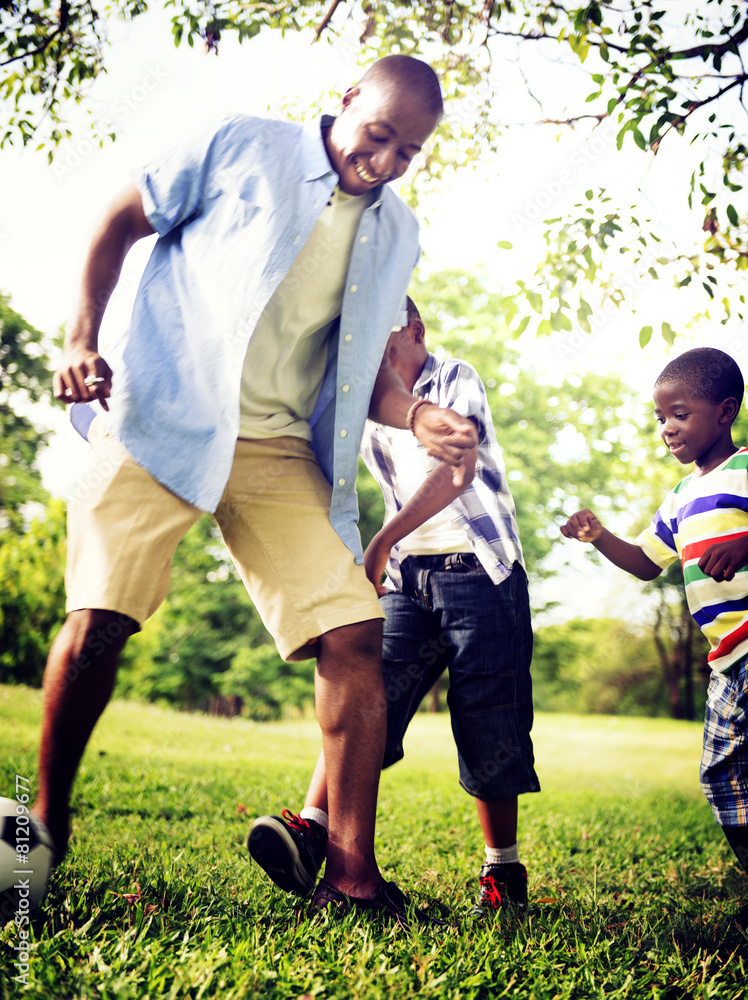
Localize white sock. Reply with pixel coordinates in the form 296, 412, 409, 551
300, 806, 329, 831
485, 842, 519, 865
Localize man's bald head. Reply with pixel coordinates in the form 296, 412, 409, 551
358, 55, 444, 121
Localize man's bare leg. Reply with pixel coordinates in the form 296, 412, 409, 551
33, 608, 135, 863
313, 618, 386, 898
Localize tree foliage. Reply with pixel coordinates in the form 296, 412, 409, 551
0, 292, 56, 532
408, 266, 655, 574
3, 2, 746, 342
0, 497, 66, 685
531, 616, 690, 717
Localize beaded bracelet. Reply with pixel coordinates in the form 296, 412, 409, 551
406, 397, 434, 435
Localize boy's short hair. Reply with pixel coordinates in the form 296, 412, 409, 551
405, 296, 421, 326
655, 347, 745, 412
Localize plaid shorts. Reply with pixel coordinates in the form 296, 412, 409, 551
700, 655, 748, 827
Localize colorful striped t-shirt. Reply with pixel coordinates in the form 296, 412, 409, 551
636, 447, 748, 673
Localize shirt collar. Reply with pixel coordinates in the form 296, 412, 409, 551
302, 115, 337, 182
413, 353, 438, 395
303, 114, 385, 209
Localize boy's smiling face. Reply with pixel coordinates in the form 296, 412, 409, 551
653, 380, 737, 475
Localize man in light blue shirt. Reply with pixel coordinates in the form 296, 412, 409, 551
37, 54, 477, 924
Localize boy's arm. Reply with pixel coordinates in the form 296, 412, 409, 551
368, 357, 478, 487
364, 448, 477, 595
561, 509, 662, 581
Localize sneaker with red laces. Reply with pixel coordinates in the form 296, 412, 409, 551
247, 809, 327, 897
471, 862, 528, 917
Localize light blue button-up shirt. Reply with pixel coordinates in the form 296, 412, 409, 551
102, 113, 419, 561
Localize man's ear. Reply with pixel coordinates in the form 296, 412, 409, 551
340, 86, 360, 111
720, 397, 739, 423
410, 318, 426, 345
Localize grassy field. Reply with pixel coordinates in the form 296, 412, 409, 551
1, 683, 746, 999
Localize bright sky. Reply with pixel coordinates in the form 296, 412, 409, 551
2, 6, 745, 623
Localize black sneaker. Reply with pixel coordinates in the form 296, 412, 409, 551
247, 810, 327, 897
471, 862, 528, 917
310, 877, 445, 929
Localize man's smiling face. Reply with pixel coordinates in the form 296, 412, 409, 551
324, 81, 440, 196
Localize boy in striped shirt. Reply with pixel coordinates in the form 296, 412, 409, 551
561, 347, 748, 910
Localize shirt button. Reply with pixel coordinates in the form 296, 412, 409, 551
293, 235, 300, 244
344, 334, 352, 342
342, 384, 350, 392
339, 429, 347, 438
338, 478, 346, 487
349, 284, 358, 293
359, 236, 368, 244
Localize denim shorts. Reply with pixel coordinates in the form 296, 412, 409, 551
380, 554, 540, 801
701, 655, 748, 826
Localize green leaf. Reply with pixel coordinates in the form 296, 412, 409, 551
638, 325, 653, 348
661, 321, 676, 346
537, 318, 552, 337
496, 240, 513, 250
726, 204, 739, 226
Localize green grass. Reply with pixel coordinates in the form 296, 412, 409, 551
1, 684, 746, 999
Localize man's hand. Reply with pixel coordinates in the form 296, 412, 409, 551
51, 183, 153, 412
411, 404, 478, 487
560, 509, 604, 544
698, 534, 748, 582
53, 347, 113, 411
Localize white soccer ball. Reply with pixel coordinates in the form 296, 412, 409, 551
0, 796, 54, 922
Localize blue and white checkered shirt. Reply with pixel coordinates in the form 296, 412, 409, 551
361, 353, 525, 589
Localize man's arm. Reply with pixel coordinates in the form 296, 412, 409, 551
53, 183, 155, 410
368, 355, 478, 486
561, 508, 662, 581
364, 449, 477, 594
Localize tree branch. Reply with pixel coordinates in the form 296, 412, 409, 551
487, 9, 748, 66
313, 0, 343, 42
237, 2, 299, 15
0, 26, 64, 67
653, 74, 748, 152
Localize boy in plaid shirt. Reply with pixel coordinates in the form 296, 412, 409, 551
250, 299, 540, 918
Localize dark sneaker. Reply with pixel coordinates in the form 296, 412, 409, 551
247, 810, 327, 897
471, 862, 528, 917
310, 877, 445, 929
734, 902, 748, 933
